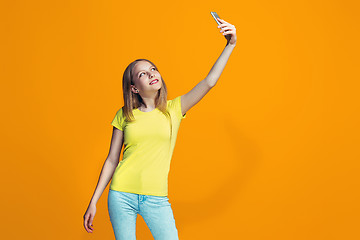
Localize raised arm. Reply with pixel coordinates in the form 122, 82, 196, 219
181, 18, 237, 116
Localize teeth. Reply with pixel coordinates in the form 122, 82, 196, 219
150, 80, 158, 85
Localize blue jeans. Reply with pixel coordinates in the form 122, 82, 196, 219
107, 189, 179, 240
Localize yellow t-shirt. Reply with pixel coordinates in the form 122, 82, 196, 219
109, 95, 187, 196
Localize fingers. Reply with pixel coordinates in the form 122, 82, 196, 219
217, 19, 235, 29
217, 18, 230, 23
215, 18, 237, 44
218, 23, 235, 29
83, 214, 94, 233
84, 218, 89, 232
84, 217, 91, 232
219, 26, 232, 32
219, 24, 236, 36
223, 30, 234, 36
89, 216, 94, 231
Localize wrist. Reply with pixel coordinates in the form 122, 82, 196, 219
226, 42, 236, 48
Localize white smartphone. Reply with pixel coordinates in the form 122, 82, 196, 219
210, 12, 221, 25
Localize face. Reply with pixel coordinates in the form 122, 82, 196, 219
131, 61, 162, 94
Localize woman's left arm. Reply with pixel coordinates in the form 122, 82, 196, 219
181, 18, 237, 115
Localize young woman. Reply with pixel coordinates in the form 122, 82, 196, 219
83, 18, 237, 239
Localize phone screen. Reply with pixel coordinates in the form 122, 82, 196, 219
210, 12, 221, 25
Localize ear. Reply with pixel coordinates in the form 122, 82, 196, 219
131, 85, 138, 94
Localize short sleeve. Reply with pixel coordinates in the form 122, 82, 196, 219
111, 108, 125, 131
171, 95, 187, 120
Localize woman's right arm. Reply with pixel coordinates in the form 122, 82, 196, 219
83, 127, 124, 233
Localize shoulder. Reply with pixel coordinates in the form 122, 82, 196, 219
167, 96, 187, 119
167, 96, 181, 108
114, 106, 126, 118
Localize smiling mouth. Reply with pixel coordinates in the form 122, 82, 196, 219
149, 79, 159, 85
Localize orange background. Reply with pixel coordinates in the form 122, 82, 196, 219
1, 0, 359, 239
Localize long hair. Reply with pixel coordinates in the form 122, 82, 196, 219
121, 59, 173, 139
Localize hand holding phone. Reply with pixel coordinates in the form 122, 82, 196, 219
210, 12, 237, 46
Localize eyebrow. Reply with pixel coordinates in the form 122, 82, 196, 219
137, 65, 155, 76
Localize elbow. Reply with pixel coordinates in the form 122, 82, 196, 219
205, 78, 217, 88
208, 81, 216, 88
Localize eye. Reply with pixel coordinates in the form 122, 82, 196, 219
139, 67, 156, 77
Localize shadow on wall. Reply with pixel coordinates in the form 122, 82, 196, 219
173, 116, 263, 229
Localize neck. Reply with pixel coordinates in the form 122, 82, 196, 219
140, 101, 155, 109
139, 92, 158, 110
